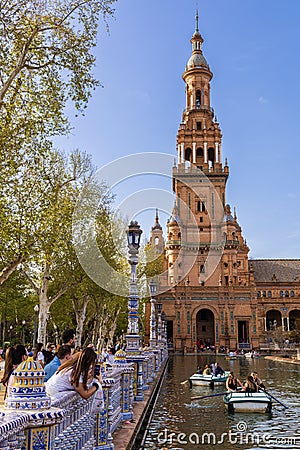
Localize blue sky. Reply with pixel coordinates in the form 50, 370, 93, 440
58, 0, 300, 259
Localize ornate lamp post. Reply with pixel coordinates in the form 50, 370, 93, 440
125, 220, 143, 352
149, 279, 157, 349
9, 325, 13, 343
125, 220, 145, 401
157, 302, 162, 349
33, 305, 39, 348
161, 311, 167, 359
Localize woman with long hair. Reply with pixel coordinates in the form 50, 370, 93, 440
226, 371, 243, 392
33, 342, 45, 367
45, 347, 102, 399
243, 375, 258, 393
0, 345, 27, 398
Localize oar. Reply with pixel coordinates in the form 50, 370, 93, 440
191, 391, 228, 401
258, 387, 288, 409
180, 380, 189, 385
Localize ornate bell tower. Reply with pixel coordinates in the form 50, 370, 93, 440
165, 11, 250, 289
178, 10, 224, 175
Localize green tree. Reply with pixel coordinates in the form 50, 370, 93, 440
0, 0, 115, 149
21, 148, 96, 344
0, 0, 116, 283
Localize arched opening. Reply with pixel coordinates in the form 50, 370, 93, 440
266, 309, 282, 331
196, 147, 204, 168
196, 90, 201, 108
208, 147, 215, 168
289, 310, 300, 331
196, 308, 215, 347
185, 148, 192, 162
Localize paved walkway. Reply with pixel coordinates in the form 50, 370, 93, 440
265, 355, 300, 365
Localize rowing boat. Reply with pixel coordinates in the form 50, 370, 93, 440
189, 371, 229, 387
223, 391, 272, 413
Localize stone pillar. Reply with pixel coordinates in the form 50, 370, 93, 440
112, 349, 134, 421
204, 142, 207, 163
215, 142, 219, 163
3, 357, 65, 450
192, 142, 196, 164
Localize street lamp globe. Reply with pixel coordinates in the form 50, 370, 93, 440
149, 279, 157, 297
126, 220, 142, 250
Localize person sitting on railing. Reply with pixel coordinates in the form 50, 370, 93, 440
226, 372, 243, 392
45, 347, 102, 400
1, 344, 27, 398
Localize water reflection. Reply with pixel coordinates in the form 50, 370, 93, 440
143, 355, 300, 449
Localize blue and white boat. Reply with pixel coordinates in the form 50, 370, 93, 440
189, 371, 229, 387
223, 391, 272, 413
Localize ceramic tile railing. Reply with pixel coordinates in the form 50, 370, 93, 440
0, 349, 167, 450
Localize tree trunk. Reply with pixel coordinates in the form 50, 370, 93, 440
37, 263, 51, 345
96, 316, 107, 353
38, 293, 50, 344
0, 255, 24, 285
73, 295, 90, 347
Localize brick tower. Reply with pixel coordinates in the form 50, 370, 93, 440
158, 11, 257, 352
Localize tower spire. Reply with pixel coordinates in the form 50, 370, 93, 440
195, 9, 199, 33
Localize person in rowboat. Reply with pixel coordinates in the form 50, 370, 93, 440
251, 371, 265, 390
213, 362, 225, 377
202, 364, 212, 375
226, 371, 243, 392
243, 375, 258, 393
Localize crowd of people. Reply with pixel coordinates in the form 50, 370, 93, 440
0, 329, 103, 402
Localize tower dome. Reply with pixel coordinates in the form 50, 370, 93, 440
186, 52, 209, 70
185, 10, 210, 72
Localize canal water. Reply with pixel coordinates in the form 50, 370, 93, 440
143, 355, 300, 449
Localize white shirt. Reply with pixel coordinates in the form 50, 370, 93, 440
37, 351, 45, 366
45, 368, 83, 397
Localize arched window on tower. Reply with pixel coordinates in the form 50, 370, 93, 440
185, 148, 192, 162
196, 90, 201, 108
208, 147, 215, 169
154, 237, 159, 246
196, 148, 203, 157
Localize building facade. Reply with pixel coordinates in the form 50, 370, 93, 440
147, 13, 300, 353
